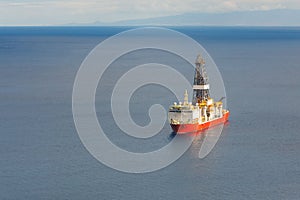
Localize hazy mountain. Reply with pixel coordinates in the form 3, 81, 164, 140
69, 9, 300, 26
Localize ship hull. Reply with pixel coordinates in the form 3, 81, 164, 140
171, 111, 230, 134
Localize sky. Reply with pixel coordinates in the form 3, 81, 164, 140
0, 0, 300, 26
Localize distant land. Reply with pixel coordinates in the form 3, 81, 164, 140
65, 9, 300, 26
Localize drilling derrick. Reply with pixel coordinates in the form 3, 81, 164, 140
193, 54, 210, 104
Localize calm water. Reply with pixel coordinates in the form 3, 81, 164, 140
1, 27, 300, 199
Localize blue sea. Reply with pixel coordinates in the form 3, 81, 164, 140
1, 26, 300, 199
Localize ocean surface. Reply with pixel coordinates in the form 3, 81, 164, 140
1, 26, 300, 199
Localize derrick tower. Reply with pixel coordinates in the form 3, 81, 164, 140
193, 54, 210, 104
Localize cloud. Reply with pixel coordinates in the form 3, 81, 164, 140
0, 0, 299, 25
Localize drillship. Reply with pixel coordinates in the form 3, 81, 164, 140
168, 54, 230, 134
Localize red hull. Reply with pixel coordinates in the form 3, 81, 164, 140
171, 111, 230, 134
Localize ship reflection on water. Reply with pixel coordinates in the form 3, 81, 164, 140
169, 122, 230, 159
